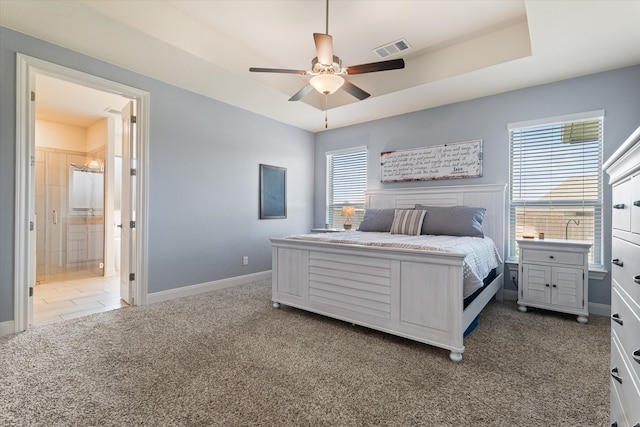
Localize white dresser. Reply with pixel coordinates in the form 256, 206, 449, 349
604, 125, 640, 427
516, 238, 591, 323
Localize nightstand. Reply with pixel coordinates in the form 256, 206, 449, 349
516, 238, 591, 323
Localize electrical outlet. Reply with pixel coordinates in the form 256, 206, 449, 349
509, 270, 518, 283
99, 262, 104, 269
242, 256, 248, 266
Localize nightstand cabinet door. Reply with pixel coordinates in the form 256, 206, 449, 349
521, 264, 551, 305
552, 266, 584, 309
521, 264, 584, 310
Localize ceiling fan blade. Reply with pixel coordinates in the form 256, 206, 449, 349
249, 67, 307, 75
313, 33, 334, 65
341, 81, 370, 100
346, 58, 405, 75
288, 84, 314, 102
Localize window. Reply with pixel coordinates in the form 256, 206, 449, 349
508, 111, 603, 268
326, 146, 367, 229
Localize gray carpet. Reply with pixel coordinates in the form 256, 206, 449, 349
1, 280, 609, 426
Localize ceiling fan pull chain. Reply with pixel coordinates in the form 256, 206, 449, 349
325, 93, 329, 128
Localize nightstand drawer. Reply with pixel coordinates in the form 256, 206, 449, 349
520, 248, 585, 266
612, 237, 640, 304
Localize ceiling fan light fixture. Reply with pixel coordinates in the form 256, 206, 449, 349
310, 74, 344, 94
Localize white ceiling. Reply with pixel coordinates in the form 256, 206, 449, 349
1, 0, 639, 132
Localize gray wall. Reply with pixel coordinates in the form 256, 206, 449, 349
314, 65, 640, 306
0, 27, 315, 322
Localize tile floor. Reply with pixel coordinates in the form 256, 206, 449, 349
33, 274, 128, 326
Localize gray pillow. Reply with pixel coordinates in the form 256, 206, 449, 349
415, 204, 486, 237
357, 208, 396, 232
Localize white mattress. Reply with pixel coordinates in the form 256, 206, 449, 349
286, 231, 502, 297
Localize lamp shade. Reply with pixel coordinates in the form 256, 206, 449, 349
341, 205, 355, 217
310, 74, 344, 95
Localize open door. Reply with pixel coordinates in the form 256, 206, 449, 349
120, 101, 136, 304
27, 73, 37, 327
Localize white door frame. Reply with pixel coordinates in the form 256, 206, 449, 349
14, 53, 150, 332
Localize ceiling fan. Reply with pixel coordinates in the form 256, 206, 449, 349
249, 0, 405, 123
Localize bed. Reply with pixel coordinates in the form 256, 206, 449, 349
270, 184, 506, 362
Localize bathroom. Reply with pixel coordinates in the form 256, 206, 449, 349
33, 73, 129, 324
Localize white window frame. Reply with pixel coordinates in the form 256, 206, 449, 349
508, 110, 604, 272
326, 146, 367, 229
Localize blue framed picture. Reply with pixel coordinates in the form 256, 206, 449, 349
259, 164, 286, 219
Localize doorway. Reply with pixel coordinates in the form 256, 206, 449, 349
32, 74, 129, 325
14, 54, 150, 332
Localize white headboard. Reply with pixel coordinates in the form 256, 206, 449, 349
365, 184, 507, 261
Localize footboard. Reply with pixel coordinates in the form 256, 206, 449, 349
271, 238, 470, 360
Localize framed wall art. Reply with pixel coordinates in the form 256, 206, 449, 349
259, 164, 286, 219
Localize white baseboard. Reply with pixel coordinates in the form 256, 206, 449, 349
0, 320, 16, 337
500, 289, 610, 317
588, 302, 610, 317
147, 271, 272, 305
503, 289, 518, 302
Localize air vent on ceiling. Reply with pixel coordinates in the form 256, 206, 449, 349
373, 38, 411, 58
103, 107, 121, 115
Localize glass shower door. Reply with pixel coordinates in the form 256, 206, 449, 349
35, 149, 105, 284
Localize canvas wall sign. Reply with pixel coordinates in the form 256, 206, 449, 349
380, 140, 482, 182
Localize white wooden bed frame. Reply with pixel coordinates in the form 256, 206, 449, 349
271, 184, 506, 362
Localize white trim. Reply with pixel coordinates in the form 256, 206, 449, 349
0, 321, 16, 338
14, 54, 31, 333
325, 145, 367, 156
503, 289, 518, 302
507, 109, 605, 130
14, 53, 150, 333
588, 302, 610, 317
147, 271, 272, 305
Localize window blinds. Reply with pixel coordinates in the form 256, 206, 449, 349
509, 115, 603, 266
327, 147, 367, 228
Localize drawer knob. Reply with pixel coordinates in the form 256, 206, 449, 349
611, 313, 623, 326
549, 255, 555, 259
634, 349, 640, 365
612, 258, 623, 267
634, 200, 640, 207
634, 275, 640, 284
613, 203, 626, 209
611, 367, 623, 384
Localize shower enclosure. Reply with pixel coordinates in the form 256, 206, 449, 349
35, 149, 105, 284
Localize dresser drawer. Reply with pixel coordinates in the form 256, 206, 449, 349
520, 248, 585, 266
612, 285, 640, 386
613, 179, 632, 232
632, 174, 640, 235
612, 237, 640, 304
610, 374, 629, 427
611, 335, 640, 426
